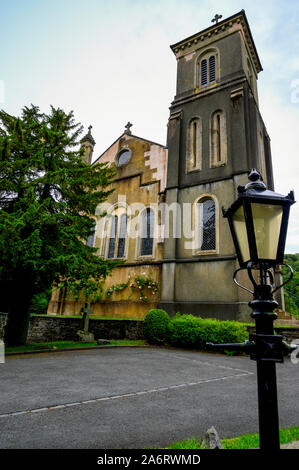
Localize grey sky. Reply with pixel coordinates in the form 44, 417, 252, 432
1, 0, 298, 252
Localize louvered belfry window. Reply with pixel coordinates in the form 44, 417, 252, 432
201, 59, 207, 86
198, 199, 216, 251
209, 55, 216, 82
200, 54, 216, 87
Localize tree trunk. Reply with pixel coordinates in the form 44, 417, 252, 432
4, 274, 35, 346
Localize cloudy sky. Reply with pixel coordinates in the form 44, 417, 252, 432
1, 0, 298, 252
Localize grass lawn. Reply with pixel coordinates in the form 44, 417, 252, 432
5, 339, 147, 354
165, 426, 299, 449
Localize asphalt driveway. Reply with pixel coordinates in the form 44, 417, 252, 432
0, 347, 298, 448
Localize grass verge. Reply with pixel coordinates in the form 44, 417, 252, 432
165, 426, 299, 449
5, 339, 147, 354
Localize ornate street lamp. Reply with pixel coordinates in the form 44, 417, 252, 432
207, 169, 296, 451
223, 168, 294, 271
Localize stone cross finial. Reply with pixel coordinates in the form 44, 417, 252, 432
212, 14, 222, 24
88, 125, 92, 134
125, 122, 133, 135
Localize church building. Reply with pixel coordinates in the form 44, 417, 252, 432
48, 10, 277, 322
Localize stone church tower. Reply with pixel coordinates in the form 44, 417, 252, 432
48, 10, 278, 321
159, 10, 274, 321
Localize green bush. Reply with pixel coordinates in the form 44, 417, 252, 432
30, 289, 52, 315
143, 311, 249, 351
143, 309, 170, 344
168, 314, 249, 349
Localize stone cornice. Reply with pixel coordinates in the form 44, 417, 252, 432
170, 75, 248, 109
170, 10, 262, 74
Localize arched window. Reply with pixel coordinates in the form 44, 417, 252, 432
198, 198, 216, 252
210, 110, 227, 167
197, 50, 218, 88
140, 208, 154, 256
117, 214, 127, 258
107, 210, 128, 259
86, 220, 96, 247
259, 131, 267, 184
107, 215, 118, 258
186, 118, 202, 172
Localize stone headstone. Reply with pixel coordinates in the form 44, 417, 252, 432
97, 339, 111, 345
76, 330, 95, 342
202, 426, 222, 449
77, 303, 94, 342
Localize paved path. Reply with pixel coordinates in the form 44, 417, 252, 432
0, 347, 298, 449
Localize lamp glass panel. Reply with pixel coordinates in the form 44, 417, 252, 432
232, 206, 251, 263
251, 203, 283, 260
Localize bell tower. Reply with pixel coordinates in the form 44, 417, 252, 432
160, 10, 276, 321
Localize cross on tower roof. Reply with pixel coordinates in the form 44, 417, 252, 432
88, 125, 92, 134
212, 14, 222, 24
125, 122, 133, 135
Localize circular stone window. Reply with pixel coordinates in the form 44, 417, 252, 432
116, 149, 131, 167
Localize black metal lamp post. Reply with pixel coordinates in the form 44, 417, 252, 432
207, 169, 295, 451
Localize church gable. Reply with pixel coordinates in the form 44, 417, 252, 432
94, 128, 167, 192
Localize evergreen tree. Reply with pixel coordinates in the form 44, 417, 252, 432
0, 105, 117, 345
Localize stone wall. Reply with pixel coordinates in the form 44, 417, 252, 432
0, 313, 6, 340
1, 312, 298, 346
0, 313, 144, 343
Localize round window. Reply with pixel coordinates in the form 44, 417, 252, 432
117, 149, 131, 166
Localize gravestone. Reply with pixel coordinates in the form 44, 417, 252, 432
202, 426, 223, 449
76, 303, 95, 342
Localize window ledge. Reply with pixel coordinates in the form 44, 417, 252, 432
186, 167, 202, 174
193, 250, 217, 257
194, 82, 218, 93
211, 162, 226, 168
136, 255, 155, 261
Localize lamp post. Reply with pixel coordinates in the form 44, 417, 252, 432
207, 169, 295, 451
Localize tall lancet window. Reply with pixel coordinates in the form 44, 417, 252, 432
106, 209, 128, 259
198, 198, 216, 252
259, 131, 267, 184
140, 208, 154, 256
186, 118, 202, 172
86, 220, 96, 247
210, 110, 227, 167
117, 214, 127, 258
107, 215, 118, 259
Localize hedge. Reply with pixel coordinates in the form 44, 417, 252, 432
142, 309, 171, 344
143, 310, 249, 350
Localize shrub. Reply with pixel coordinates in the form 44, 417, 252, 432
30, 289, 52, 315
168, 314, 249, 350
143, 309, 170, 344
